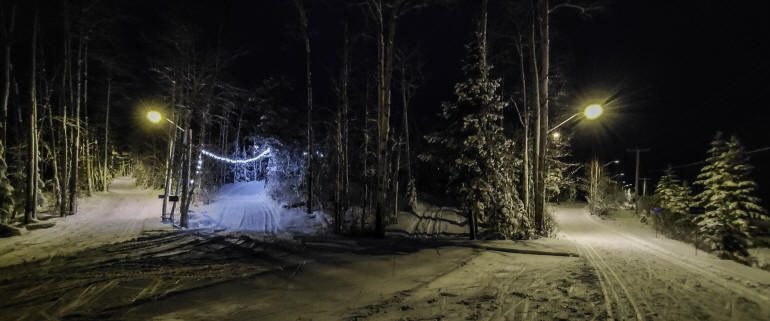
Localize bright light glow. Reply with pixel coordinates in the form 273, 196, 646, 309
552, 131, 561, 140
583, 104, 603, 120
146, 111, 162, 123
200, 148, 271, 164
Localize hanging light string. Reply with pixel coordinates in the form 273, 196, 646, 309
200, 148, 272, 164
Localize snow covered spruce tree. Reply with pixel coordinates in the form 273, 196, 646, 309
654, 167, 694, 238
694, 133, 766, 262
424, 3, 527, 239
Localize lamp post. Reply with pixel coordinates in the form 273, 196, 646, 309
147, 110, 185, 224
548, 104, 604, 134
603, 160, 619, 167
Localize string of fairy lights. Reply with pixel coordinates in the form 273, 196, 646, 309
191, 147, 271, 184
199, 148, 271, 164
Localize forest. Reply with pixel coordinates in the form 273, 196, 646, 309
1, 0, 768, 263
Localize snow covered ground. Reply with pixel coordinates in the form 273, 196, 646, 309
0, 177, 167, 268
386, 201, 468, 238
2, 181, 769, 320
189, 181, 328, 236
553, 204, 770, 321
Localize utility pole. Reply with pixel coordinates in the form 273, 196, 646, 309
640, 177, 650, 196
626, 147, 650, 197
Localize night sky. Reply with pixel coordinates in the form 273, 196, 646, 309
108, 0, 770, 203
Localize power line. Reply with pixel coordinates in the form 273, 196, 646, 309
653, 146, 770, 172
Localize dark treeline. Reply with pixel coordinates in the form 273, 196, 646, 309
0, 0, 599, 239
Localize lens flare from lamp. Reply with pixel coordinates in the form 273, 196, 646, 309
583, 104, 603, 120
147, 111, 162, 123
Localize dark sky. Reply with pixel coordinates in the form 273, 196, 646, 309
91, 0, 770, 202
557, 0, 770, 202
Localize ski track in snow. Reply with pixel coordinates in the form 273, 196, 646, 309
554, 205, 770, 321
190, 181, 324, 235
0, 177, 166, 268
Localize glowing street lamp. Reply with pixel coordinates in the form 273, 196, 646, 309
146, 111, 162, 123
603, 160, 619, 167
548, 104, 604, 134
583, 104, 603, 120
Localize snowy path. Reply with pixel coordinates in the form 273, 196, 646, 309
190, 181, 325, 235
0, 177, 166, 267
553, 205, 770, 321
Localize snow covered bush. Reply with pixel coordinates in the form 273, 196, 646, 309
654, 167, 695, 238
581, 160, 617, 217
694, 133, 766, 263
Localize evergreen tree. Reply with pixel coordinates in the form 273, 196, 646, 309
654, 167, 694, 237
424, 20, 527, 239
694, 133, 765, 262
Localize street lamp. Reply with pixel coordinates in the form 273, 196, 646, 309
548, 104, 604, 133
146, 110, 186, 225
584, 104, 603, 120
603, 160, 620, 167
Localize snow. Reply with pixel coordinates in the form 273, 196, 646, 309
385, 201, 468, 238
0, 177, 167, 268
189, 181, 328, 236
552, 204, 770, 321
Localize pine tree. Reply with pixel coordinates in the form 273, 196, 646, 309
424, 14, 527, 239
654, 167, 694, 237
694, 133, 765, 262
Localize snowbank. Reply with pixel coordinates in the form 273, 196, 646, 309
386, 201, 468, 238
189, 181, 328, 236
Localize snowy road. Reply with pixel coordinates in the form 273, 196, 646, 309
0, 177, 166, 267
553, 205, 770, 321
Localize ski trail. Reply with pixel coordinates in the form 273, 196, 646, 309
583, 213, 770, 305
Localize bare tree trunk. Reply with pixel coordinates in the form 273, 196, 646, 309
1, 4, 16, 150
44, 76, 62, 216
25, 9, 38, 224
516, 33, 530, 219
530, 0, 543, 234
536, 0, 550, 233
400, 56, 416, 210
69, 29, 83, 216
362, 82, 370, 231
180, 129, 192, 228
83, 39, 93, 195
59, 3, 70, 217
373, 0, 399, 238
392, 136, 401, 220
295, 0, 313, 215
102, 73, 110, 191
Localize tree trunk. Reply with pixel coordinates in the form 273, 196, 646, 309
515, 33, 530, 219
102, 73, 110, 191
400, 56, 416, 210
362, 82, 370, 232
45, 77, 62, 216
1, 4, 15, 150
530, 0, 544, 234
536, 0, 550, 233
69, 30, 83, 216
180, 129, 192, 228
374, 0, 399, 238
25, 9, 38, 224
59, 3, 70, 217
295, 0, 313, 215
